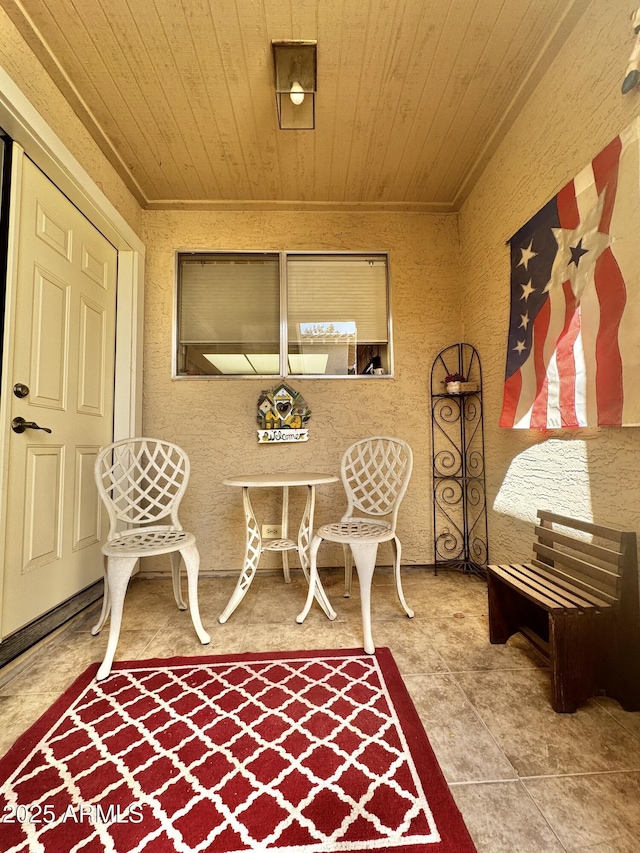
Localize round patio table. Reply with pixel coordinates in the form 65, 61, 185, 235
219, 472, 339, 624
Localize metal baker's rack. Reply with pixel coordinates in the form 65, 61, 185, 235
430, 343, 488, 576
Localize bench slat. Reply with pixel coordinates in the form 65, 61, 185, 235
533, 541, 621, 596
513, 564, 602, 610
489, 563, 578, 611
537, 510, 629, 543
534, 524, 623, 567
529, 560, 615, 608
493, 562, 608, 611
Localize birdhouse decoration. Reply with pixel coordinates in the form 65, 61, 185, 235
257, 383, 311, 443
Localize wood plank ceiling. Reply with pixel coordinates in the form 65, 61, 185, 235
1, 0, 590, 211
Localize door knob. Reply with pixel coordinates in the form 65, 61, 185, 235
13, 383, 29, 398
11, 417, 52, 434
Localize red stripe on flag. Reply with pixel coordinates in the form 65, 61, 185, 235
499, 371, 522, 427
592, 134, 625, 425
530, 298, 552, 429
556, 282, 580, 427
551, 180, 581, 427
592, 134, 622, 234
594, 248, 626, 425
556, 180, 580, 229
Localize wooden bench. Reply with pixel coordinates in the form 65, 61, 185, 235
487, 510, 640, 713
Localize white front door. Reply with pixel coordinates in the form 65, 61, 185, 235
1, 155, 117, 638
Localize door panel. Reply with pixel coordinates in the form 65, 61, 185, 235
73, 446, 101, 551
81, 242, 110, 289
78, 297, 107, 415
2, 156, 117, 637
30, 266, 69, 408
35, 200, 72, 260
23, 445, 63, 569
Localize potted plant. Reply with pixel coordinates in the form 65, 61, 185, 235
444, 373, 465, 394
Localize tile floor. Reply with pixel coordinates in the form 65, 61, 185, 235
1, 566, 639, 852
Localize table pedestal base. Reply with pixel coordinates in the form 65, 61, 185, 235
219, 482, 337, 624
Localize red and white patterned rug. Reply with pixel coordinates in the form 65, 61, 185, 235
0, 648, 476, 852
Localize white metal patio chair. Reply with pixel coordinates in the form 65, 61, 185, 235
92, 437, 210, 680
297, 436, 414, 653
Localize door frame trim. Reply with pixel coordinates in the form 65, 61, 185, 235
0, 66, 144, 640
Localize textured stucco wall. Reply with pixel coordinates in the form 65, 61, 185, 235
8, 0, 638, 576
0, 7, 141, 234
459, 0, 640, 560
140, 210, 460, 574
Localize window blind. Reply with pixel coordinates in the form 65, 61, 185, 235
286, 255, 388, 344
179, 254, 279, 344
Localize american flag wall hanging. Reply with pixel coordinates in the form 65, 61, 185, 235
500, 118, 640, 429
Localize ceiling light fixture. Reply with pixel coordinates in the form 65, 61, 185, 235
272, 40, 317, 130
289, 81, 305, 106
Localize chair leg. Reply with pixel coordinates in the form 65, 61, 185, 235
180, 543, 211, 646
349, 541, 379, 655
91, 555, 111, 636
344, 544, 353, 598
392, 536, 414, 618
297, 534, 323, 624
170, 551, 187, 610
96, 556, 137, 681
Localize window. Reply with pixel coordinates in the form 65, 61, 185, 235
175, 252, 392, 377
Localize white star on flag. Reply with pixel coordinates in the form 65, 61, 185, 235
520, 280, 535, 301
517, 240, 537, 270
544, 190, 615, 302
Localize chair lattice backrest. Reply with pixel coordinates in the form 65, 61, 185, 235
341, 436, 413, 527
95, 438, 190, 536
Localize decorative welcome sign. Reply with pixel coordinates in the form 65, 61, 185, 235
257, 383, 311, 443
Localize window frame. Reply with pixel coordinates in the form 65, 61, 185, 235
173, 250, 394, 380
